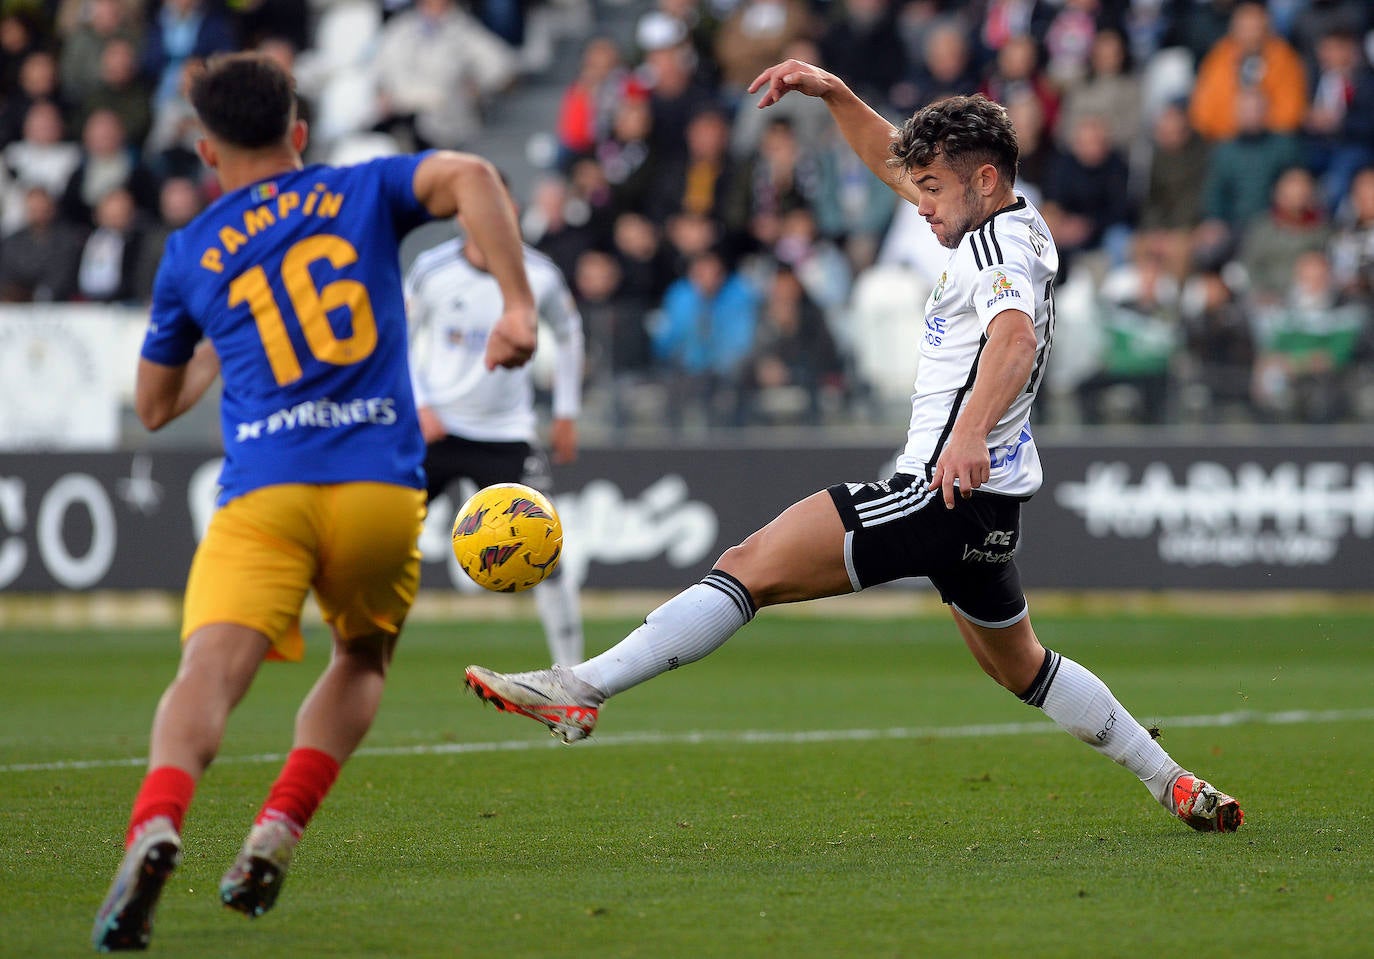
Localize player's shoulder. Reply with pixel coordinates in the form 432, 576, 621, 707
407, 238, 465, 287
522, 244, 564, 278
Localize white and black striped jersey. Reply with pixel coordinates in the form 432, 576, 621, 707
894, 194, 1058, 498
405, 239, 584, 444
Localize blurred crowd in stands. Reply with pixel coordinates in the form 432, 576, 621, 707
3, 0, 1374, 430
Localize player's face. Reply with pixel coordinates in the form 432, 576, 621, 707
910, 158, 981, 250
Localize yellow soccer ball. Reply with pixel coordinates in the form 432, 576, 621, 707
451, 483, 563, 592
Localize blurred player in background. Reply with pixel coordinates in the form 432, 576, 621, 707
407, 185, 586, 665
92, 52, 536, 952
464, 62, 1245, 835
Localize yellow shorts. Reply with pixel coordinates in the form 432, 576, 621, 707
183, 482, 426, 661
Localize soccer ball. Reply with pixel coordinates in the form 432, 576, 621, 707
451, 483, 563, 592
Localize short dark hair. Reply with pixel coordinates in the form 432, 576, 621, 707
889, 94, 1019, 186
190, 52, 295, 149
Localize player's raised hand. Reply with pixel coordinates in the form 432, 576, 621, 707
929, 431, 991, 510
486, 306, 538, 369
747, 59, 840, 108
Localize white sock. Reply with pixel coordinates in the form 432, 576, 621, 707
534, 569, 584, 666
572, 570, 755, 697
1022, 651, 1183, 807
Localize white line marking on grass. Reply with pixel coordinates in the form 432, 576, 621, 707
6, 707, 1374, 775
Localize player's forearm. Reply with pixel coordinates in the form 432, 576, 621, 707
955, 322, 1036, 441
450, 162, 535, 312
135, 343, 219, 431
552, 328, 584, 419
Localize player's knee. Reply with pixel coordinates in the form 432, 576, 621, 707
714, 540, 778, 607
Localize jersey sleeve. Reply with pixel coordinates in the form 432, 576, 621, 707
537, 261, 584, 420
403, 264, 433, 406
140, 232, 203, 366
370, 151, 436, 235
971, 241, 1036, 332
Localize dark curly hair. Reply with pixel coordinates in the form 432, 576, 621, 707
889, 94, 1019, 186
190, 52, 296, 150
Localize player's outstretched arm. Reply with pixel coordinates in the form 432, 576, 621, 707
748, 59, 919, 206
412, 152, 537, 369
928, 309, 1037, 508
135, 341, 220, 431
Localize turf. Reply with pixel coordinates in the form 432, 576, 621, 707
2, 608, 1372, 958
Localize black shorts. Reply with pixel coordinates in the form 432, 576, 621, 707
423, 435, 554, 503
827, 472, 1028, 627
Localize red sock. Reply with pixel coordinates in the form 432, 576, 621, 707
125, 766, 196, 847
255, 748, 341, 836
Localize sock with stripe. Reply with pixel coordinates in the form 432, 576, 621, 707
125, 765, 196, 847
572, 570, 755, 697
254, 747, 341, 838
1020, 650, 1182, 806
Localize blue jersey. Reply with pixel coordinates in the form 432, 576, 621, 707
142, 155, 433, 504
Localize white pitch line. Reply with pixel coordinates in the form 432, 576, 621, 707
5, 707, 1374, 775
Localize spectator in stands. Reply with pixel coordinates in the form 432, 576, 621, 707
1188, 0, 1306, 142
1057, 26, 1141, 156
1302, 25, 1374, 215
0, 8, 46, 96
653, 245, 759, 430
1041, 112, 1133, 273
1077, 252, 1180, 424
899, 16, 979, 115
663, 206, 720, 274
565, 153, 617, 247
725, 114, 824, 255
556, 36, 629, 165
1136, 100, 1210, 279
81, 37, 153, 147
597, 93, 657, 217
817, 0, 908, 114
638, 0, 724, 87
980, 34, 1060, 139
713, 0, 812, 100
1195, 86, 1304, 266
58, 0, 143, 106
647, 104, 736, 224
731, 37, 834, 156
1251, 248, 1367, 422
610, 210, 675, 317
636, 12, 718, 163
372, 0, 517, 150
142, 56, 204, 182
573, 247, 656, 429
1003, 88, 1053, 195
142, 0, 235, 109
75, 185, 144, 302
772, 204, 851, 326
232, 0, 310, 51
1238, 166, 1333, 308
0, 50, 70, 148
58, 108, 159, 228
1041, 0, 1099, 90
1179, 267, 1256, 421
1164, 0, 1231, 63
133, 174, 202, 301
2, 101, 81, 234
737, 262, 843, 425
523, 173, 600, 281
976, 0, 1055, 61
1328, 165, 1374, 302
0, 185, 84, 302
811, 123, 897, 273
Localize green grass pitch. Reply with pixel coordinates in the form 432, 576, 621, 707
3, 606, 1372, 958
